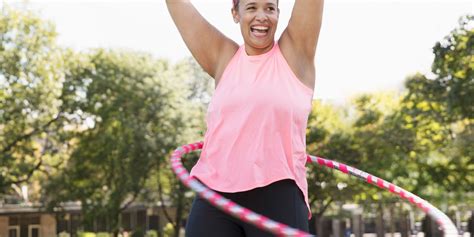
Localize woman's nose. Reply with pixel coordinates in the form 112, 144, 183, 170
255, 9, 268, 21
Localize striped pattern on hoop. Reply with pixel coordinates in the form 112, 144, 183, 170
307, 155, 458, 236
170, 142, 459, 237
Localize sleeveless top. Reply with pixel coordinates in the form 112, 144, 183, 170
189, 42, 313, 219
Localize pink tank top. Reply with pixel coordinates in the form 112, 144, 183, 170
190, 42, 313, 219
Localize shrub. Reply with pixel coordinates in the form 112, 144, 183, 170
145, 230, 158, 237
132, 228, 145, 237
96, 233, 110, 237
77, 232, 96, 237
58, 232, 71, 237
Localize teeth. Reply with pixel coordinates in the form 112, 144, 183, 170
252, 26, 269, 31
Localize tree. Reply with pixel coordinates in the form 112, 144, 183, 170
45, 49, 189, 235
306, 100, 366, 236
396, 15, 474, 205
431, 15, 473, 121
149, 57, 213, 237
428, 15, 473, 201
0, 6, 81, 197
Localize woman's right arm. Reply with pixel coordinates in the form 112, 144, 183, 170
166, 0, 238, 80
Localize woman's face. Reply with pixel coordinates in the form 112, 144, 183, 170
232, 0, 279, 55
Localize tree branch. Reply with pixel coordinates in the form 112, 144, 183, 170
9, 158, 44, 185
158, 175, 175, 226
309, 195, 318, 207
5, 137, 49, 187
316, 197, 333, 216
2, 113, 62, 154
119, 189, 139, 213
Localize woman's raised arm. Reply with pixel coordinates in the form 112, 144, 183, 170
166, 0, 238, 79
278, 0, 324, 89
280, 0, 324, 61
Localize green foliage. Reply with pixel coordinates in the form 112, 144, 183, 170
396, 16, 473, 204
44, 49, 193, 232
96, 233, 110, 237
306, 100, 365, 216
431, 15, 473, 120
162, 223, 175, 237
150, 58, 213, 236
145, 230, 158, 237
0, 6, 83, 196
77, 232, 96, 237
131, 228, 144, 237
58, 232, 71, 237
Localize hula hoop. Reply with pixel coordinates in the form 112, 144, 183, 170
170, 142, 459, 237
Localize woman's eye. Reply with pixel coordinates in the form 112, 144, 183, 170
267, 7, 275, 11
247, 6, 256, 10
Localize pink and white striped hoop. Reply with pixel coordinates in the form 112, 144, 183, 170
170, 142, 459, 237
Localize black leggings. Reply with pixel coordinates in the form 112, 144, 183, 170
185, 179, 309, 237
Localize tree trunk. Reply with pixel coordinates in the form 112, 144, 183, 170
376, 202, 385, 237
389, 205, 395, 237
332, 219, 342, 237
173, 183, 185, 237
352, 214, 363, 237
399, 211, 409, 237
110, 211, 120, 237
468, 212, 474, 236
315, 214, 325, 237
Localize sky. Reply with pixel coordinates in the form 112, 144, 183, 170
4, 0, 473, 103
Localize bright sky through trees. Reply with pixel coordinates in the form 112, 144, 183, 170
3, 0, 472, 103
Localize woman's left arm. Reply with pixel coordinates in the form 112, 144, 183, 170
280, 0, 324, 61
278, 0, 324, 88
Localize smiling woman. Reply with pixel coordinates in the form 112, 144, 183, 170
231, 0, 279, 56
165, 0, 324, 236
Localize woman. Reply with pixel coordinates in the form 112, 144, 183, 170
166, 0, 324, 236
